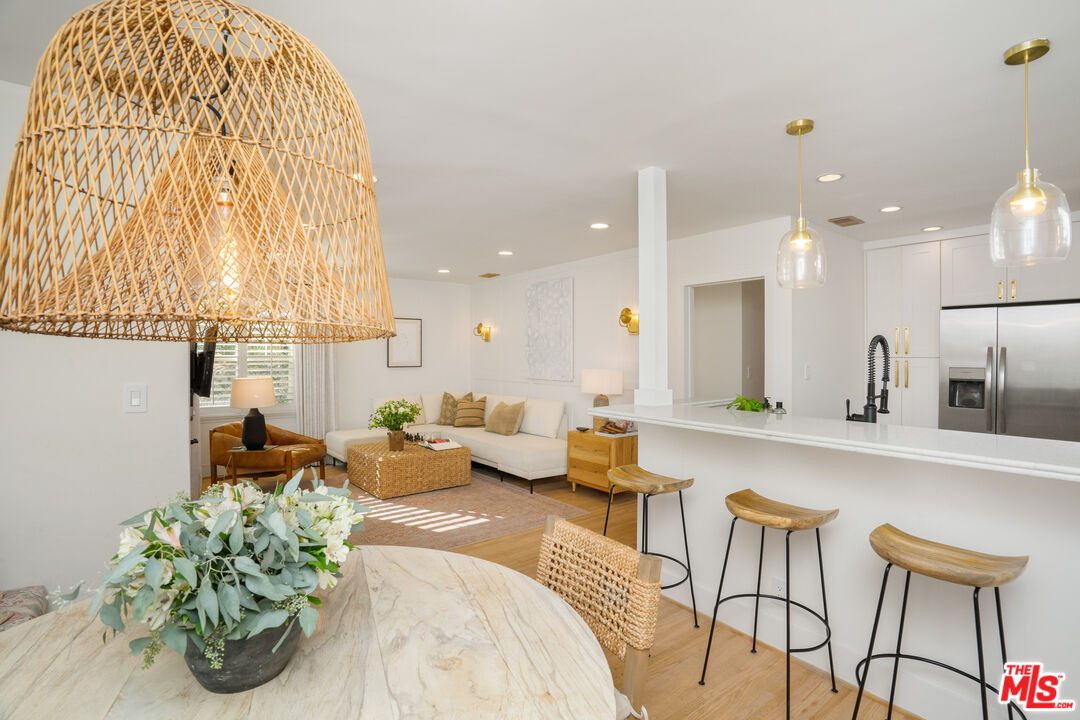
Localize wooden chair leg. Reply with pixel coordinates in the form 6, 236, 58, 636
318, 458, 326, 480
210, 462, 218, 484
622, 647, 650, 713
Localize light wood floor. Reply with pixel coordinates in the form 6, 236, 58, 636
254, 466, 921, 719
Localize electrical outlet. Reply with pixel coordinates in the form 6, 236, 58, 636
771, 575, 785, 598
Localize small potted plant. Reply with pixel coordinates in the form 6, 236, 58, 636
89, 472, 367, 693
369, 399, 421, 451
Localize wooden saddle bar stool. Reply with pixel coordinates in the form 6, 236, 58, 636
604, 464, 699, 627
699, 489, 840, 720
852, 524, 1030, 720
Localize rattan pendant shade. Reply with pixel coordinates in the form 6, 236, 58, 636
0, 0, 395, 342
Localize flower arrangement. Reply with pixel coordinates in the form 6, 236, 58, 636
90, 472, 367, 670
368, 399, 421, 432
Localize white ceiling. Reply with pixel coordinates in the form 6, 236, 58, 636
1, 1, 1079, 281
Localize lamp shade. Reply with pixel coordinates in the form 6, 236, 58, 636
0, 0, 395, 343
777, 219, 827, 289
581, 369, 624, 396
230, 376, 277, 410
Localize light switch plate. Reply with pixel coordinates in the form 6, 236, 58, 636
124, 383, 148, 413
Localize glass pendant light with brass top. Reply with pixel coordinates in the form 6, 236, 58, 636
990, 38, 1071, 266
777, 119, 827, 288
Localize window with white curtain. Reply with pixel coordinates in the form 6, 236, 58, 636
198, 343, 296, 411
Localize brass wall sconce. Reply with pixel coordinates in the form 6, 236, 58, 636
618, 308, 639, 335
473, 323, 492, 342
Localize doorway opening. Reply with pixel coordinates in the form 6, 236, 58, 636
686, 278, 765, 402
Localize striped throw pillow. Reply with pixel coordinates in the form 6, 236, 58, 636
454, 397, 487, 427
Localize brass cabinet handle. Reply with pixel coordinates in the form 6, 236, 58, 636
998, 281, 1004, 300
904, 360, 909, 388
893, 327, 899, 351
894, 361, 899, 388
904, 327, 909, 355
1010, 279, 1016, 300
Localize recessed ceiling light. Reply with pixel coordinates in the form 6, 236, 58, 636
879, 206, 902, 213
437, 269, 450, 273
922, 226, 943, 232
498, 250, 513, 256
816, 173, 844, 183
589, 222, 610, 230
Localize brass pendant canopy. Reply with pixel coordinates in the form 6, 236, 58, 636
0, 0, 395, 342
990, 37, 1071, 267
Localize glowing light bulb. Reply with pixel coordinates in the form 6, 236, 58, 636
1009, 179, 1047, 217
790, 229, 812, 252
209, 177, 240, 298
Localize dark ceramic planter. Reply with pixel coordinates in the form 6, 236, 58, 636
184, 621, 302, 694
387, 430, 405, 451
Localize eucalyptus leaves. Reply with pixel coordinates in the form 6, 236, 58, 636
91, 472, 367, 669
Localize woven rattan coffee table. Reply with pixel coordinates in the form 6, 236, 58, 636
347, 441, 472, 499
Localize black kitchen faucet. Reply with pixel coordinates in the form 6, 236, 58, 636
846, 334, 891, 423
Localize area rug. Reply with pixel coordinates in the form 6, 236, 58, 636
346, 469, 586, 551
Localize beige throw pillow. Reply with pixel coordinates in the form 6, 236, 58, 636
454, 397, 487, 427
484, 401, 525, 435
437, 392, 472, 425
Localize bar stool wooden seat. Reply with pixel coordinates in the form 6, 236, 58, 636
853, 524, 1030, 720
726, 489, 839, 531
700, 489, 840, 720
603, 464, 698, 627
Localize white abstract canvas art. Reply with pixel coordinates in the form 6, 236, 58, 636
525, 277, 573, 381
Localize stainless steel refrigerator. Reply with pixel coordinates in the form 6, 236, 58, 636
939, 303, 1080, 441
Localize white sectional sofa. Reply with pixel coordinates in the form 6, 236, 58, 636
325, 392, 568, 493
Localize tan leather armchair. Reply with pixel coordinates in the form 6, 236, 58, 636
209, 423, 326, 484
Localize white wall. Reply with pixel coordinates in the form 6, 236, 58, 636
791, 226, 865, 417
0, 80, 191, 594
470, 249, 638, 431
670, 217, 863, 417
336, 277, 472, 430
670, 217, 795, 406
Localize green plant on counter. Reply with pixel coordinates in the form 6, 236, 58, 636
726, 395, 764, 412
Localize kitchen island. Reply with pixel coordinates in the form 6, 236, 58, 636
592, 403, 1080, 719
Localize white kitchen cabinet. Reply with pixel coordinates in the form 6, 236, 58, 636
941, 223, 1080, 306
900, 243, 940, 357
900, 357, 938, 428
865, 242, 939, 357
1006, 222, 1080, 303
940, 235, 1006, 307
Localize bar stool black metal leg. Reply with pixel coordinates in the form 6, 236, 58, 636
852, 563, 893, 720
815, 527, 838, 693
677, 490, 699, 628
699, 517, 737, 686
785, 529, 792, 720
602, 485, 615, 536
974, 587, 990, 720
751, 525, 765, 652
995, 587, 1015, 720
886, 571, 911, 719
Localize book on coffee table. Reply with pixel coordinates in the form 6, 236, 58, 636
419, 439, 463, 451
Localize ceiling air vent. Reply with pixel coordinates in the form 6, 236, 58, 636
478, 272, 500, 279
828, 215, 865, 227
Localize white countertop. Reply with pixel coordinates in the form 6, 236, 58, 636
591, 403, 1080, 482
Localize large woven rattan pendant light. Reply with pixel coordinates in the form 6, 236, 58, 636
0, 0, 395, 343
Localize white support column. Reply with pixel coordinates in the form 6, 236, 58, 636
634, 167, 673, 406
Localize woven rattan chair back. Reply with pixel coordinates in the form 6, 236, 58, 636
536, 516, 661, 711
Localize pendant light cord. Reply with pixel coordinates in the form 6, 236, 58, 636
1023, 57, 1030, 171
797, 131, 804, 220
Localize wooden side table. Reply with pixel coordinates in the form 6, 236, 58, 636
566, 430, 638, 493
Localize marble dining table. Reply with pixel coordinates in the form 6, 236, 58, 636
0, 545, 616, 719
